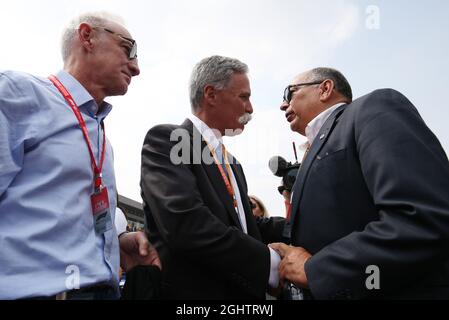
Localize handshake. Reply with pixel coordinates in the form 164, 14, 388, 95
269, 243, 312, 299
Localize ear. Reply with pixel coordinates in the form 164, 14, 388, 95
318, 79, 335, 102
77, 23, 95, 53
203, 85, 217, 106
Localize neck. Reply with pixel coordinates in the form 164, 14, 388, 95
64, 63, 105, 108
316, 99, 346, 118
194, 109, 225, 136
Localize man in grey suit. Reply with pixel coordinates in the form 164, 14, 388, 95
271, 68, 449, 299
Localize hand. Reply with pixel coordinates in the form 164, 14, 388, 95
119, 231, 162, 272
269, 243, 311, 289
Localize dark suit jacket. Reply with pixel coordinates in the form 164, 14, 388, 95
289, 89, 449, 299
141, 119, 285, 299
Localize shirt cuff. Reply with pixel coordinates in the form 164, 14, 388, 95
268, 247, 281, 288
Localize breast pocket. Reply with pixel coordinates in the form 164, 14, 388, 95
314, 147, 346, 165
309, 147, 347, 188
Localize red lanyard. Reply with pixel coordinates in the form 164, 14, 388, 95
208, 143, 238, 208
49, 75, 106, 190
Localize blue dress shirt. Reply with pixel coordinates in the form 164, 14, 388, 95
0, 70, 119, 299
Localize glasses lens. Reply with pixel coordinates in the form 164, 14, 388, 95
283, 86, 290, 102
129, 42, 137, 59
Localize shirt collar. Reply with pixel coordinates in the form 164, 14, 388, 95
188, 114, 223, 151
55, 70, 113, 119
304, 102, 345, 146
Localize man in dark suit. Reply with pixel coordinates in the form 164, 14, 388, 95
271, 67, 449, 299
140, 55, 285, 299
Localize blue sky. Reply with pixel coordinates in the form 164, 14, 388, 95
2, 0, 448, 216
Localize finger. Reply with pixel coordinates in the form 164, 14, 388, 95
152, 254, 162, 270
269, 242, 288, 257
148, 245, 162, 268
136, 232, 149, 256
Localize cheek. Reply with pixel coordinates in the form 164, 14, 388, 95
294, 104, 308, 120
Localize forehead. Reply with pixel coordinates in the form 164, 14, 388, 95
291, 71, 310, 84
227, 73, 250, 91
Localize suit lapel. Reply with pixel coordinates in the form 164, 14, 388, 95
289, 105, 348, 229
181, 119, 244, 231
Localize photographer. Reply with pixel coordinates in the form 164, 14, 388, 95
269, 154, 300, 219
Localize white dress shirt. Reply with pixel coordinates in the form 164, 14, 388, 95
302, 103, 346, 148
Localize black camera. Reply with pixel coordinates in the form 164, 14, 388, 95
268, 156, 300, 193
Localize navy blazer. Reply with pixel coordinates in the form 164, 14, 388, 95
289, 89, 449, 299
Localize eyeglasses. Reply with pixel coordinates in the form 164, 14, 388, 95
250, 201, 257, 210
93, 27, 138, 60
283, 81, 323, 103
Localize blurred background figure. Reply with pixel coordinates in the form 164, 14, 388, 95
249, 195, 269, 218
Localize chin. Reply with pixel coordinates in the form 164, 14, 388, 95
115, 84, 129, 96
290, 122, 297, 131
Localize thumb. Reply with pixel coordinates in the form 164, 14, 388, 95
269, 242, 288, 257
136, 232, 149, 256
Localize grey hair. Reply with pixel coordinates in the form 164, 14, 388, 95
60, 11, 126, 63
189, 55, 249, 112
306, 67, 353, 102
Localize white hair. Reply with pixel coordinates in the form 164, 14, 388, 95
60, 11, 126, 63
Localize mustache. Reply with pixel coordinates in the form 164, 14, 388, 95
238, 113, 252, 125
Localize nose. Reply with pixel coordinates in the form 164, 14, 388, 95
280, 101, 289, 111
128, 58, 140, 76
246, 100, 253, 114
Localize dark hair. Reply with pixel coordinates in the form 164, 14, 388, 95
248, 195, 268, 218
307, 67, 352, 102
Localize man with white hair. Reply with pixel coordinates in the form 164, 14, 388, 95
141, 55, 285, 299
0, 12, 160, 299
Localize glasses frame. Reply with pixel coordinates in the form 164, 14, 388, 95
283, 81, 324, 103
93, 26, 137, 60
